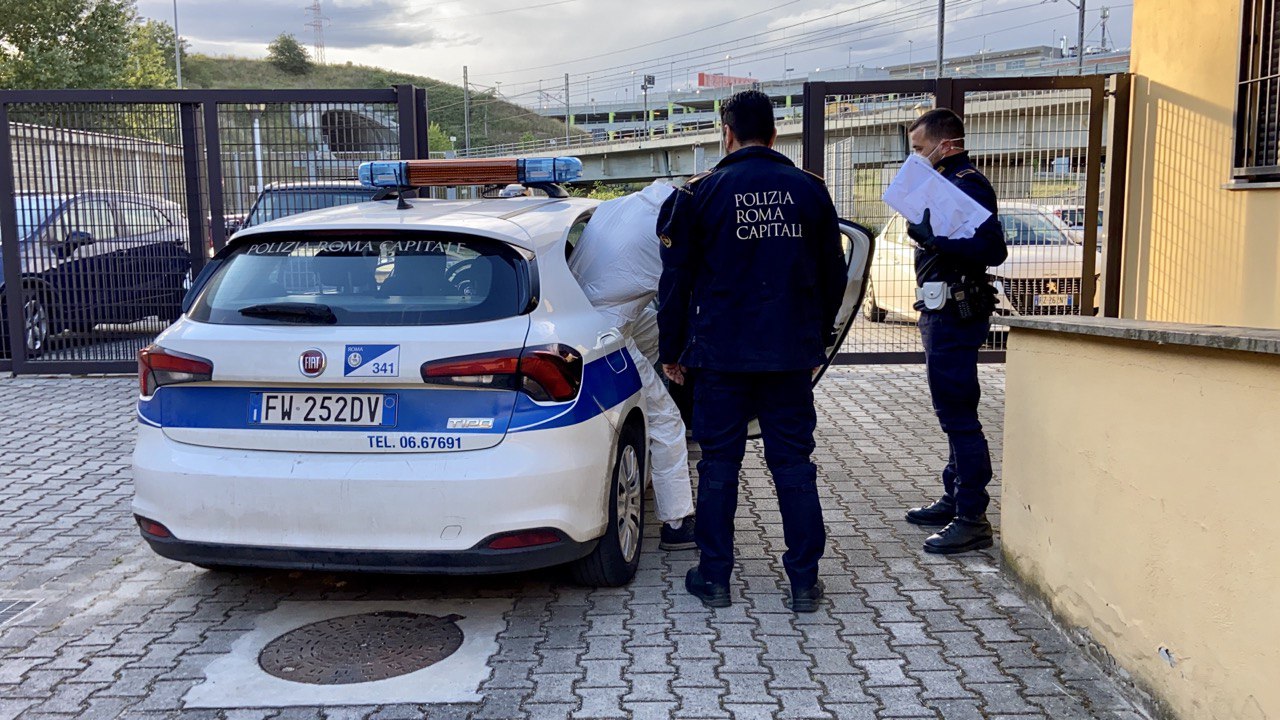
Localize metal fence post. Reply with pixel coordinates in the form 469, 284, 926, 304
178, 102, 206, 276
801, 82, 828, 178
395, 84, 418, 161
938, 78, 962, 116
415, 87, 430, 159
0, 102, 27, 372
202, 98, 227, 255
1078, 78, 1106, 316
1103, 73, 1132, 317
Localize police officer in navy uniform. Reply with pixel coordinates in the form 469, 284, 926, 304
901, 108, 1008, 554
656, 90, 846, 612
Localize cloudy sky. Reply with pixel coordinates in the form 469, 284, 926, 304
138, 0, 1132, 106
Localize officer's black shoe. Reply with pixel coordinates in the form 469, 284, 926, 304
684, 568, 731, 608
923, 516, 994, 555
785, 579, 825, 613
659, 517, 697, 551
905, 498, 957, 527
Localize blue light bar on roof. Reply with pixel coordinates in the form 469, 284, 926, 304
518, 157, 583, 184
356, 157, 583, 189
358, 161, 409, 188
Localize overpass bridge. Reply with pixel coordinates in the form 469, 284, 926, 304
461, 90, 1109, 225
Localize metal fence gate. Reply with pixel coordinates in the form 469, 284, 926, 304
0, 86, 428, 375
803, 75, 1130, 363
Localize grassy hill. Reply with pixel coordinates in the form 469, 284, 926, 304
183, 55, 576, 149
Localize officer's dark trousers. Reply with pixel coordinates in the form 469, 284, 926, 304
918, 311, 993, 518
692, 369, 825, 590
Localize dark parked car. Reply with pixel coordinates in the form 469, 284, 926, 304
241, 181, 381, 229
1, 191, 190, 358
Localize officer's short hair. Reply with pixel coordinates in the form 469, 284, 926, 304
721, 90, 775, 144
909, 108, 965, 143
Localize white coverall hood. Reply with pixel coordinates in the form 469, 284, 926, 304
568, 180, 676, 331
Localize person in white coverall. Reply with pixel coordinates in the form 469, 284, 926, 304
569, 181, 696, 550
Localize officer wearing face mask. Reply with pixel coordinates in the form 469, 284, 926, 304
902, 108, 1008, 554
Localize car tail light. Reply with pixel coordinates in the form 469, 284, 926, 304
420, 345, 582, 402
486, 529, 561, 550
518, 346, 582, 402
138, 345, 213, 396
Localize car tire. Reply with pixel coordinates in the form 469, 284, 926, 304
863, 281, 888, 323
570, 423, 645, 587
1, 286, 51, 359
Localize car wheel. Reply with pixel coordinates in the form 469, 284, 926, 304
20, 287, 50, 359
570, 424, 645, 587
863, 280, 888, 323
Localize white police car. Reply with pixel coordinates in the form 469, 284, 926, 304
132, 157, 874, 586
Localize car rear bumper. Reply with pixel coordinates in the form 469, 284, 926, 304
137, 522, 596, 574
131, 416, 621, 566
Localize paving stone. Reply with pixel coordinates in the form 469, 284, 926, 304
671, 686, 729, 719
621, 701, 679, 720
866, 684, 938, 718
723, 703, 781, 720
0, 369, 1145, 720
572, 686, 629, 718
622, 673, 678, 703
924, 698, 986, 720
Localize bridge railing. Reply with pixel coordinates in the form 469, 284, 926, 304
459, 116, 807, 159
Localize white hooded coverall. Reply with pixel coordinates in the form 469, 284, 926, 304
568, 181, 694, 525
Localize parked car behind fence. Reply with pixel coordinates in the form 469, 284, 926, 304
1, 191, 190, 358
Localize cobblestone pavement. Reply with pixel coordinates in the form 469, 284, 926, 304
0, 367, 1147, 720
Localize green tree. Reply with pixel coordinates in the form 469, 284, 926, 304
267, 33, 311, 75
426, 122, 454, 153
123, 19, 177, 88
0, 0, 135, 89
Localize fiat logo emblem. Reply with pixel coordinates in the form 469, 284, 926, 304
299, 349, 326, 377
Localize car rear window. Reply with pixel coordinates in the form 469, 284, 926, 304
188, 231, 532, 326
244, 189, 379, 227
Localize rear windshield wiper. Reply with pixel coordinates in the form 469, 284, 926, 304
238, 302, 338, 324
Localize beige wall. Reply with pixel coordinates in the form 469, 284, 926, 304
1002, 329, 1280, 720
1124, 0, 1280, 328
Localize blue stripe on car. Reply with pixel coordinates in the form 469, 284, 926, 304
137, 348, 642, 434
509, 348, 641, 432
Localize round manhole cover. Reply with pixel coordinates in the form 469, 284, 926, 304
258, 611, 465, 684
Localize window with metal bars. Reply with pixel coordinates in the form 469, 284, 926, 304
1234, 0, 1280, 181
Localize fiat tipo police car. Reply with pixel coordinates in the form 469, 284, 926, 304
131, 157, 874, 586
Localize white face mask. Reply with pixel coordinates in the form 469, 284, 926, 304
914, 137, 964, 164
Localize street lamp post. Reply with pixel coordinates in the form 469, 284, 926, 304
172, 0, 183, 88
641, 74, 655, 140
936, 0, 945, 78
246, 104, 265, 194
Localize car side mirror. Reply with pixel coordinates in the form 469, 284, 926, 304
65, 230, 95, 249
51, 230, 94, 258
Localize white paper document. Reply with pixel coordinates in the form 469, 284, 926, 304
881, 154, 992, 240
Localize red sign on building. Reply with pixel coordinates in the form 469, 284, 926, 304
697, 72, 757, 89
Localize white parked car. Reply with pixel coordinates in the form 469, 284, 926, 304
863, 201, 1098, 324
131, 158, 874, 585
